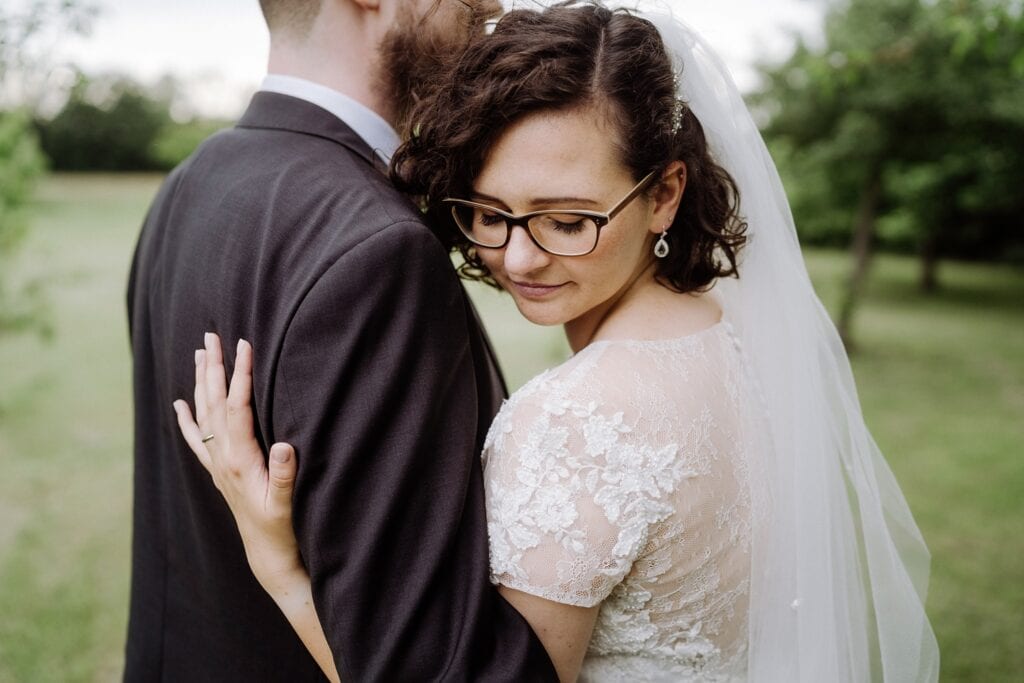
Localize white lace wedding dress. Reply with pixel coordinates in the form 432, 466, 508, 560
482, 320, 767, 682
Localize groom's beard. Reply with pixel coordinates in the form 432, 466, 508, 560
376, 1, 498, 137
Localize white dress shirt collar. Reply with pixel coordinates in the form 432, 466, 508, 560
259, 74, 401, 163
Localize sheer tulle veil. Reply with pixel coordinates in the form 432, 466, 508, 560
627, 8, 941, 682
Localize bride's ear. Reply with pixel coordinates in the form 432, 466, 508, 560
648, 161, 686, 235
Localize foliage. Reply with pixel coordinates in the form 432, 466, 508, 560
0, 1, 96, 339
5, 4, 222, 173
757, 0, 1024, 268
0, 113, 45, 252
34, 72, 230, 171
0, 1, 99, 110
35, 74, 170, 171
754, 0, 1024, 346
0, 112, 47, 335
151, 118, 231, 170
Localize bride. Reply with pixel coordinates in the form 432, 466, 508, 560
173, 3, 939, 681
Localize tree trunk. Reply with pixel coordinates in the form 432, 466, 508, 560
837, 172, 883, 351
920, 234, 940, 293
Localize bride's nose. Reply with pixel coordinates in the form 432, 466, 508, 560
503, 224, 552, 276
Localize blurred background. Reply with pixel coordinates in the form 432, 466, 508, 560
0, 0, 1021, 680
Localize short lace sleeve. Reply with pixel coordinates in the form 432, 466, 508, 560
482, 351, 698, 608
483, 326, 759, 679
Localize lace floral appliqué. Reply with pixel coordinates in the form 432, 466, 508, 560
483, 324, 759, 682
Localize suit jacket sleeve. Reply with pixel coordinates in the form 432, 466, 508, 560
273, 221, 557, 681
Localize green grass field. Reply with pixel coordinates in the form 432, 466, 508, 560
0, 174, 1021, 681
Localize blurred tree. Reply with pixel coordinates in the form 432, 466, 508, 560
36, 73, 171, 171
756, 0, 1024, 346
34, 72, 231, 171
0, 1, 96, 338
1, 1, 99, 111
0, 111, 47, 336
151, 118, 230, 170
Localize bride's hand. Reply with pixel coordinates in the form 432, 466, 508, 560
173, 333, 305, 598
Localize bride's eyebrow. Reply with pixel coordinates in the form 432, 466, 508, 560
527, 196, 600, 208
470, 190, 508, 206
471, 190, 601, 209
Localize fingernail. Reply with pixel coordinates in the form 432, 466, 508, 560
172, 400, 182, 412
237, 338, 246, 355
204, 332, 214, 347
272, 447, 291, 463
194, 349, 203, 365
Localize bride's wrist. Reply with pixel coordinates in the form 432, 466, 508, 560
245, 547, 307, 600
260, 564, 310, 604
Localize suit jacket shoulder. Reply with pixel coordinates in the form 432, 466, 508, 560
124, 91, 554, 682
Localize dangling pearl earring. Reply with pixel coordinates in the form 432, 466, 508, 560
654, 227, 671, 258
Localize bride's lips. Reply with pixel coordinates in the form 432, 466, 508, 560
509, 280, 568, 300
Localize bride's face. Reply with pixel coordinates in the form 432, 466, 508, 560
471, 105, 664, 329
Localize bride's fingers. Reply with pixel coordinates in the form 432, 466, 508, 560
194, 349, 208, 427
226, 339, 256, 453
203, 332, 230, 438
173, 400, 214, 473
267, 443, 297, 516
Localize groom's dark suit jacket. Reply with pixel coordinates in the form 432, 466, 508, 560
125, 92, 556, 682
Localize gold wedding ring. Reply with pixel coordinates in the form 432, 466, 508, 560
201, 434, 215, 443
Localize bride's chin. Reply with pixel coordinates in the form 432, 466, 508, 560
510, 298, 569, 327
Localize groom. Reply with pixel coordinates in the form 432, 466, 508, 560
125, 0, 556, 680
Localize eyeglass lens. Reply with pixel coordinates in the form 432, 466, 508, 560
451, 204, 599, 256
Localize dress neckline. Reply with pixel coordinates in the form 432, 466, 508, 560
579, 318, 732, 353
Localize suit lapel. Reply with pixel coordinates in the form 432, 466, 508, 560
237, 91, 381, 168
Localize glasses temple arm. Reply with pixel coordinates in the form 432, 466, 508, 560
606, 170, 659, 220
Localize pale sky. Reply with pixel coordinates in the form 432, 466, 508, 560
20, 0, 824, 118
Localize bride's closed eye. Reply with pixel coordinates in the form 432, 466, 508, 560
546, 216, 588, 234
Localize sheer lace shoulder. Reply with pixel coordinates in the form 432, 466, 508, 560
483, 322, 765, 681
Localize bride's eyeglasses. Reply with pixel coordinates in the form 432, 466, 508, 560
441, 171, 658, 257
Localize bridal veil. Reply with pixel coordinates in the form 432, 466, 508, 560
637, 9, 941, 682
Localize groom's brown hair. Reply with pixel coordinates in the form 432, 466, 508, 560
259, 0, 322, 35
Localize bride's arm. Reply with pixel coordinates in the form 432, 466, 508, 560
173, 336, 340, 683
267, 567, 339, 683
498, 587, 599, 682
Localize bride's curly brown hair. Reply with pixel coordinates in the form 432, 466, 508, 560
391, 1, 747, 292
